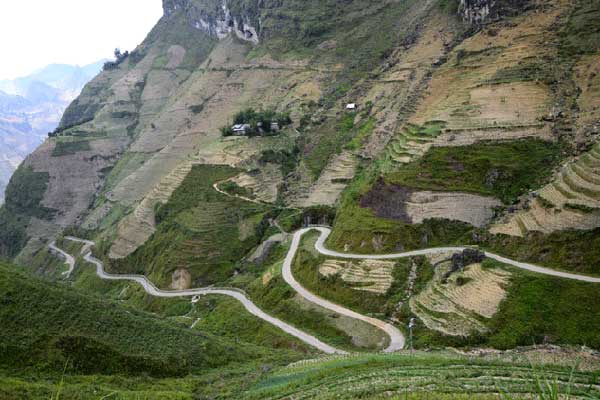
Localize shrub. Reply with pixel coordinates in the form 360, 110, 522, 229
221, 108, 293, 137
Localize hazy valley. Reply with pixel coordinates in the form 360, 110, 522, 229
0, 62, 103, 202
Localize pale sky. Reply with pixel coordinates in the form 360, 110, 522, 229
0, 0, 163, 80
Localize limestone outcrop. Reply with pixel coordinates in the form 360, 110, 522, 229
163, 0, 260, 43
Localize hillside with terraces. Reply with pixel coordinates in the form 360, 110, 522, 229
0, 0, 599, 398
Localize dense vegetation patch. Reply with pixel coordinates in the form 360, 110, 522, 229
218, 180, 256, 199
386, 139, 562, 204
259, 147, 300, 177
221, 108, 292, 137
485, 262, 600, 349
51, 140, 91, 157
559, 0, 600, 56
483, 228, 600, 276
4, 165, 53, 219
0, 261, 295, 378
0, 208, 28, 259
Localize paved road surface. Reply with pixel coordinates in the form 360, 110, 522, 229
59, 239, 345, 355
312, 227, 600, 283
48, 241, 76, 277
52, 225, 600, 355
283, 229, 406, 352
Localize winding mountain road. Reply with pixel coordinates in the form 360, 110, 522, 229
284, 229, 405, 352
50, 222, 600, 356
57, 237, 344, 355
311, 227, 600, 283
48, 241, 76, 277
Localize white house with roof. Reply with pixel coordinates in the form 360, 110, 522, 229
232, 124, 251, 135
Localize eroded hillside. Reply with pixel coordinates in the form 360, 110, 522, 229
0, 0, 595, 274
0, 0, 598, 327
2, 1, 600, 397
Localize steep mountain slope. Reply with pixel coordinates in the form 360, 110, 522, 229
2, 0, 598, 289
1, 0, 600, 398
329, 0, 600, 258
0, 62, 104, 203
2, 0, 444, 264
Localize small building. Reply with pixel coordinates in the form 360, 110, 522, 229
232, 124, 251, 135
346, 103, 357, 111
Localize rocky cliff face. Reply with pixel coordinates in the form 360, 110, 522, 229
163, 0, 260, 43
459, 0, 495, 24
459, 0, 530, 24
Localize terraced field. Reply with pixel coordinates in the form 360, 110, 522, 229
411, 263, 511, 336
295, 151, 358, 207
240, 352, 600, 399
319, 259, 395, 294
110, 160, 194, 259
229, 164, 283, 204
492, 143, 600, 236
385, 122, 445, 166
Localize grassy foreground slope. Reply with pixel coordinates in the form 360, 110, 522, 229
0, 261, 303, 384
238, 352, 600, 399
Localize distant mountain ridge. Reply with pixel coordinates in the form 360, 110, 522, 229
0, 61, 106, 101
0, 61, 104, 203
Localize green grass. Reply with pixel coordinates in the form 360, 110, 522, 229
345, 117, 376, 151
259, 148, 300, 178
239, 352, 600, 400
559, 0, 600, 56
328, 170, 474, 253
564, 203, 599, 213
485, 260, 600, 349
219, 180, 256, 199
483, 229, 600, 276
0, 261, 301, 380
191, 295, 315, 353
386, 139, 563, 204
248, 270, 358, 351
51, 140, 92, 157
4, 165, 54, 219
109, 165, 274, 287
0, 164, 55, 257
301, 112, 358, 178
0, 207, 28, 259
486, 61, 553, 85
